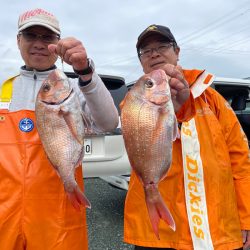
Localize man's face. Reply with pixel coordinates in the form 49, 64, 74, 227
138, 34, 180, 74
17, 26, 59, 70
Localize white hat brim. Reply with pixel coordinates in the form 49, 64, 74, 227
18, 21, 60, 35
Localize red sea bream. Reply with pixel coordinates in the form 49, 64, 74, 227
120, 69, 177, 238
35, 69, 90, 210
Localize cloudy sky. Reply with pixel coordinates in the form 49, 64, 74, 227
1, 0, 250, 84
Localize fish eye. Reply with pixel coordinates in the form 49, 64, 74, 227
43, 84, 51, 92
145, 79, 154, 88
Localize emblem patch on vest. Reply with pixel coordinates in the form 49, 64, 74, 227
19, 118, 34, 132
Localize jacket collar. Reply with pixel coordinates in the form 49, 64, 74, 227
182, 69, 205, 86
20, 65, 57, 80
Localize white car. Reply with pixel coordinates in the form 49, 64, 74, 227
67, 73, 250, 191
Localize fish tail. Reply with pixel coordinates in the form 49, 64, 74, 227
145, 183, 176, 239
67, 184, 91, 210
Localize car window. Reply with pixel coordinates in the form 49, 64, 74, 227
108, 86, 127, 115
101, 76, 127, 115
65, 72, 128, 115
246, 100, 250, 110
214, 83, 250, 142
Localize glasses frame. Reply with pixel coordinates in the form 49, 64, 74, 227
18, 31, 60, 43
139, 43, 174, 58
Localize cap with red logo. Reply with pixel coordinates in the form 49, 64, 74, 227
18, 8, 60, 35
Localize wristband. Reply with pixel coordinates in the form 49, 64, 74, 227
78, 77, 92, 87
73, 58, 95, 76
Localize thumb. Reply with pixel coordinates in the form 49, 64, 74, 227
48, 44, 57, 55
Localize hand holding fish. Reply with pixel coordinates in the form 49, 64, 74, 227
161, 64, 190, 112
48, 37, 89, 72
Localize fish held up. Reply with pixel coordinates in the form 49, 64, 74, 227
35, 69, 91, 210
120, 69, 177, 239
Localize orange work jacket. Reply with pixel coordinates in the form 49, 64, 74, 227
0, 78, 88, 249
123, 69, 250, 249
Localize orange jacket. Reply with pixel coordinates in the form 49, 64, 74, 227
0, 79, 88, 249
124, 69, 250, 249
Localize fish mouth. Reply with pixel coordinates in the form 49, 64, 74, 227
151, 99, 169, 106
41, 89, 73, 105
149, 91, 170, 106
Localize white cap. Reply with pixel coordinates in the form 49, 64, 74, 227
18, 8, 61, 35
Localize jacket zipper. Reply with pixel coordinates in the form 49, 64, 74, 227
32, 70, 37, 102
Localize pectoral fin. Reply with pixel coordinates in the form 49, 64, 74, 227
173, 115, 180, 140
60, 110, 84, 145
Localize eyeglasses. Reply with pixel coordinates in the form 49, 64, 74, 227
139, 43, 173, 58
19, 31, 60, 43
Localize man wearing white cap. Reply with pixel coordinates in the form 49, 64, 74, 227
0, 8, 118, 250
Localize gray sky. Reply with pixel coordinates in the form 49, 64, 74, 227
1, 0, 250, 84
